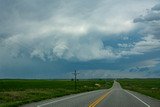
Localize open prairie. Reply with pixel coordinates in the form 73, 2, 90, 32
0, 79, 113, 107
118, 78, 160, 100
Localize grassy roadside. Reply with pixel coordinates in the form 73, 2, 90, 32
0, 79, 113, 107
118, 78, 160, 100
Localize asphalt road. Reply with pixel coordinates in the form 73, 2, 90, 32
22, 81, 160, 107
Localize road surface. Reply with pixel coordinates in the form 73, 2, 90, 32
22, 81, 160, 107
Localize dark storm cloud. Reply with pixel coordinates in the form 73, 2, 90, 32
0, 0, 160, 78
134, 2, 160, 23
133, 3, 160, 38
133, 12, 160, 22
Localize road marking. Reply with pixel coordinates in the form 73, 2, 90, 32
37, 90, 104, 107
124, 90, 150, 107
88, 90, 112, 107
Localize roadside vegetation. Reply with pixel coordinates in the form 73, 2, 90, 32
118, 78, 160, 100
0, 79, 113, 107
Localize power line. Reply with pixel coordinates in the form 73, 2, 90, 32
72, 70, 79, 91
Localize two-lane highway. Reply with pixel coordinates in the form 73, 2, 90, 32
22, 81, 160, 107
95, 81, 151, 107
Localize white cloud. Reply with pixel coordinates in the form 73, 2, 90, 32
78, 69, 149, 78
152, 3, 160, 11
133, 2, 160, 39
31, 49, 46, 61
131, 35, 160, 53
118, 43, 133, 48
120, 35, 160, 56
138, 58, 160, 68
0, 0, 158, 62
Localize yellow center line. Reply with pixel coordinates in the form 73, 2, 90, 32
88, 90, 112, 107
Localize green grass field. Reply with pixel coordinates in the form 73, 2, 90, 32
0, 79, 113, 107
118, 78, 160, 100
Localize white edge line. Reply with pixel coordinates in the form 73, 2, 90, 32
37, 90, 104, 107
124, 90, 150, 107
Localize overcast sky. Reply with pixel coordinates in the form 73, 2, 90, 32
0, 0, 160, 79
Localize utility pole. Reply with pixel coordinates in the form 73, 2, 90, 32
72, 70, 79, 91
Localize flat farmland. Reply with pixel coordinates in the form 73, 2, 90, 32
0, 79, 113, 107
118, 78, 160, 100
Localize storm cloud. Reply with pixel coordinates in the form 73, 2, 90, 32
0, 0, 160, 78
